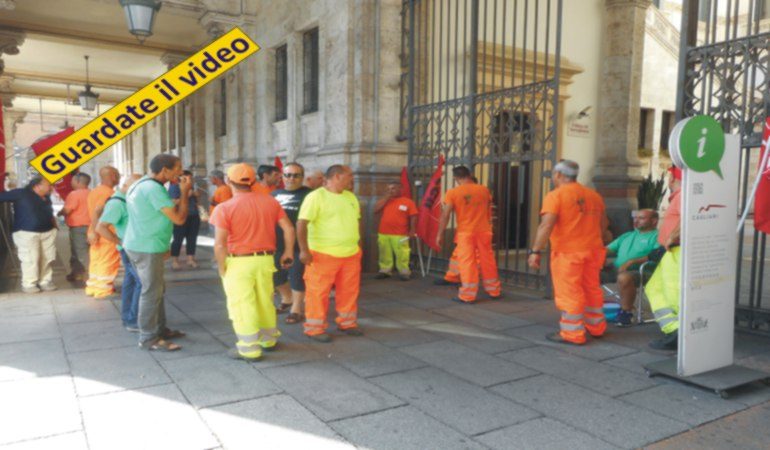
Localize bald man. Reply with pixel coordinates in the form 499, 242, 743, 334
304, 170, 325, 190
85, 166, 122, 298
96, 174, 143, 330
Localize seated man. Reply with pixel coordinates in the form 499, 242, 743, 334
604, 208, 660, 326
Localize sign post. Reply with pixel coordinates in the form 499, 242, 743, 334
644, 115, 769, 397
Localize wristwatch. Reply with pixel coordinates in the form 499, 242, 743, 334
527, 249, 542, 256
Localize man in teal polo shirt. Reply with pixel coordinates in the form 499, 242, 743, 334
96, 174, 142, 332
125, 154, 192, 352
605, 208, 660, 326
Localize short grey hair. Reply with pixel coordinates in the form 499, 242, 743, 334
209, 170, 225, 181
553, 160, 579, 179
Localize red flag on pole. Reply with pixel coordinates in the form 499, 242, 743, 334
274, 155, 284, 189
400, 166, 411, 198
416, 155, 445, 252
754, 118, 770, 234
31, 128, 76, 201
0, 106, 5, 192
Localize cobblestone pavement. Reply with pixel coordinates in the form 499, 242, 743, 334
1, 240, 769, 449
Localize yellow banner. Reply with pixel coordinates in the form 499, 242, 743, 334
30, 27, 259, 183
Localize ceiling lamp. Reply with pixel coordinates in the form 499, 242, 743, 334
78, 55, 99, 112
119, 0, 161, 43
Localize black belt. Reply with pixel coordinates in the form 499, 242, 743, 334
229, 251, 274, 257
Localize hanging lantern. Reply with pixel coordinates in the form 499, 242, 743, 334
78, 55, 99, 112
119, 0, 162, 43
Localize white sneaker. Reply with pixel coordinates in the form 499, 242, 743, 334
39, 283, 57, 292
21, 285, 41, 294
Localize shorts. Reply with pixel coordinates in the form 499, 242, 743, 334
602, 266, 644, 286
273, 247, 305, 292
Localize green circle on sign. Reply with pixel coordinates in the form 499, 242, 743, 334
679, 115, 725, 178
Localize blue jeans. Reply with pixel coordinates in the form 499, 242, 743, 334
120, 249, 141, 328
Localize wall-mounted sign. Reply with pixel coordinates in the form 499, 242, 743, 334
567, 119, 590, 138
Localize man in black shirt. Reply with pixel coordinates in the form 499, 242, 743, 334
0, 176, 58, 293
271, 162, 312, 324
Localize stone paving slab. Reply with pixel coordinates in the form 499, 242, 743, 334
330, 406, 486, 450
0, 339, 69, 382
363, 303, 449, 326
183, 308, 234, 336
59, 319, 136, 353
160, 353, 282, 408
503, 324, 640, 361
261, 361, 405, 421
370, 367, 540, 435
491, 375, 690, 449
148, 323, 228, 362
418, 320, 534, 354
0, 376, 81, 446
0, 315, 60, 345
602, 351, 670, 377
498, 346, 657, 397
200, 394, 353, 450
401, 340, 539, 387
475, 417, 620, 450
619, 385, 748, 426
356, 313, 441, 348
433, 304, 532, 330
0, 432, 89, 450
0, 297, 54, 318
54, 299, 119, 324
79, 384, 218, 450
69, 346, 171, 397
334, 346, 427, 378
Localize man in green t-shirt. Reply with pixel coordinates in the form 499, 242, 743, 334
605, 208, 660, 326
124, 155, 193, 352
297, 165, 362, 343
96, 174, 142, 332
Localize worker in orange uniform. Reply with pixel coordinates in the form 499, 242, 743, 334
297, 165, 363, 343
374, 181, 418, 281
208, 170, 232, 215
252, 165, 281, 195
211, 163, 295, 361
85, 166, 121, 298
58, 172, 92, 282
436, 166, 501, 303
527, 160, 611, 345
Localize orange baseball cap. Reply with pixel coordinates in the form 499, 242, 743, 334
227, 163, 256, 184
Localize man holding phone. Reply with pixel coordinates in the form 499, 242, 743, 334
210, 163, 295, 361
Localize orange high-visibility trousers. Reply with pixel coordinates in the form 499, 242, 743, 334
444, 246, 481, 283
85, 238, 121, 298
456, 231, 501, 302
303, 250, 362, 336
550, 249, 606, 344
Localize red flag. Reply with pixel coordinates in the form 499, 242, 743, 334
0, 106, 5, 192
417, 155, 445, 252
274, 155, 285, 189
755, 118, 770, 234
31, 128, 76, 201
400, 166, 411, 198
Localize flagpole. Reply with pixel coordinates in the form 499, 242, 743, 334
427, 248, 433, 274
414, 237, 426, 277
738, 120, 770, 232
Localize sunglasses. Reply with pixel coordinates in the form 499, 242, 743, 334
283, 173, 303, 179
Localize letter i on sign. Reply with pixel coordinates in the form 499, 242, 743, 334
697, 128, 707, 158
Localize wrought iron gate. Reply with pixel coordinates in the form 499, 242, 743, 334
402, 0, 563, 290
678, 0, 770, 334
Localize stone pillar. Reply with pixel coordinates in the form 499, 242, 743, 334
592, 0, 652, 236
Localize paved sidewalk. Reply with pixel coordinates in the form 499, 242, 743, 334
1, 247, 769, 449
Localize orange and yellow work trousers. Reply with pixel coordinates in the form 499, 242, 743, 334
444, 246, 481, 283
550, 249, 607, 344
456, 231, 501, 302
85, 238, 121, 298
222, 254, 280, 359
304, 250, 362, 336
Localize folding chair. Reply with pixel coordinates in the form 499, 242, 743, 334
635, 260, 657, 324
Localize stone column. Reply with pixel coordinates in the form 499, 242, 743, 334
160, 52, 186, 157
592, 0, 652, 236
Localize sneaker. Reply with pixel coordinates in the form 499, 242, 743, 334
307, 333, 332, 343
374, 272, 390, 280
433, 278, 460, 286
338, 327, 363, 337
615, 309, 633, 327
545, 332, 585, 346
125, 325, 139, 333
649, 331, 678, 350
39, 282, 57, 292
21, 285, 41, 294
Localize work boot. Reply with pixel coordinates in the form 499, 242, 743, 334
545, 332, 584, 346
338, 327, 363, 337
615, 309, 633, 327
649, 331, 678, 350
21, 285, 41, 294
308, 333, 332, 343
433, 278, 460, 286
374, 272, 390, 280
227, 348, 262, 362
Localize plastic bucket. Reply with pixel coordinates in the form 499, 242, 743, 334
603, 303, 621, 322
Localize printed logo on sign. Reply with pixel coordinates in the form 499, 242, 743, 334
692, 204, 726, 221
690, 317, 709, 333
